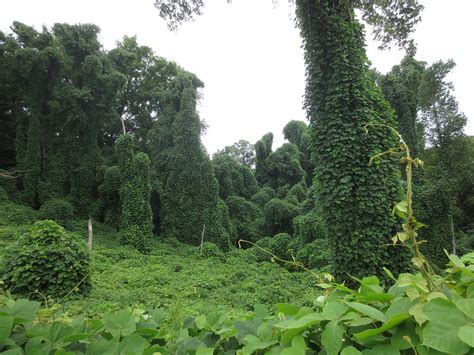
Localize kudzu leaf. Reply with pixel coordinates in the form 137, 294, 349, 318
8, 299, 40, 324
422, 298, 470, 354
346, 302, 387, 322
0, 316, 13, 339
274, 312, 324, 330
354, 313, 410, 341
196, 347, 215, 355
322, 300, 349, 320
341, 346, 362, 354
275, 303, 299, 316
457, 324, 474, 348
321, 320, 344, 355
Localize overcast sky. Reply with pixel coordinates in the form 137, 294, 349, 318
2, 0, 473, 154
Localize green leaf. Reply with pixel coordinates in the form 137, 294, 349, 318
346, 302, 387, 322
196, 347, 215, 355
458, 324, 474, 347
422, 298, 470, 354
322, 300, 349, 320
274, 312, 323, 330
321, 320, 344, 355
102, 310, 136, 337
280, 335, 306, 355
385, 297, 412, 318
8, 299, 40, 324
356, 292, 393, 303
409, 303, 427, 325
257, 322, 272, 341
361, 344, 400, 355
242, 334, 277, 353
446, 253, 465, 268
62, 333, 92, 342
341, 346, 363, 355
254, 304, 269, 318
119, 334, 149, 354
1, 349, 23, 355
86, 339, 119, 355
354, 313, 410, 341
455, 298, 474, 319
0, 316, 14, 339
275, 303, 299, 316
383, 267, 396, 281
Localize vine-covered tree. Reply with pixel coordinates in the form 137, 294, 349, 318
153, 0, 424, 280
212, 155, 258, 200
254, 132, 273, 186
162, 75, 230, 249
116, 134, 153, 251
266, 143, 305, 189
295, 0, 422, 280
379, 49, 425, 159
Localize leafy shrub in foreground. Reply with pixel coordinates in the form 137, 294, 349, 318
38, 198, 75, 226
1, 220, 90, 299
0, 253, 472, 354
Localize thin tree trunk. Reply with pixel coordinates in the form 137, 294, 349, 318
88, 218, 93, 251
449, 213, 456, 255
199, 224, 206, 256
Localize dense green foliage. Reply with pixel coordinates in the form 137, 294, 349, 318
162, 77, 229, 249
1, 220, 90, 299
212, 155, 258, 200
264, 198, 299, 236
38, 198, 75, 226
265, 143, 305, 190
116, 134, 153, 252
255, 133, 273, 186
1, 253, 472, 354
212, 140, 255, 168
1, 9, 473, 353
296, 0, 411, 282
226, 196, 263, 244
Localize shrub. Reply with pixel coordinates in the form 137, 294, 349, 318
226, 196, 264, 244
272, 233, 292, 259
38, 198, 75, 226
0, 186, 9, 203
264, 198, 299, 235
251, 187, 276, 209
287, 182, 307, 203
266, 143, 305, 189
293, 211, 326, 245
0, 202, 37, 226
2, 220, 91, 299
252, 233, 292, 262
200, 242, 225, 261
296, 239, 332, 270
212, 156, 258, 200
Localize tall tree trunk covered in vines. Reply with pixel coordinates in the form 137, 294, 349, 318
296, 0, 410, 282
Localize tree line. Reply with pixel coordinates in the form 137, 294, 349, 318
0, 16, 472, 283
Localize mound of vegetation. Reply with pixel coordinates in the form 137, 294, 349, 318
1, 220, 91, 299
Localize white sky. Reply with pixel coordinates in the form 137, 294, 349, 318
1, 0, 473, 154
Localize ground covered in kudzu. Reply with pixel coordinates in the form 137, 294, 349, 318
0, 200, 317, 318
